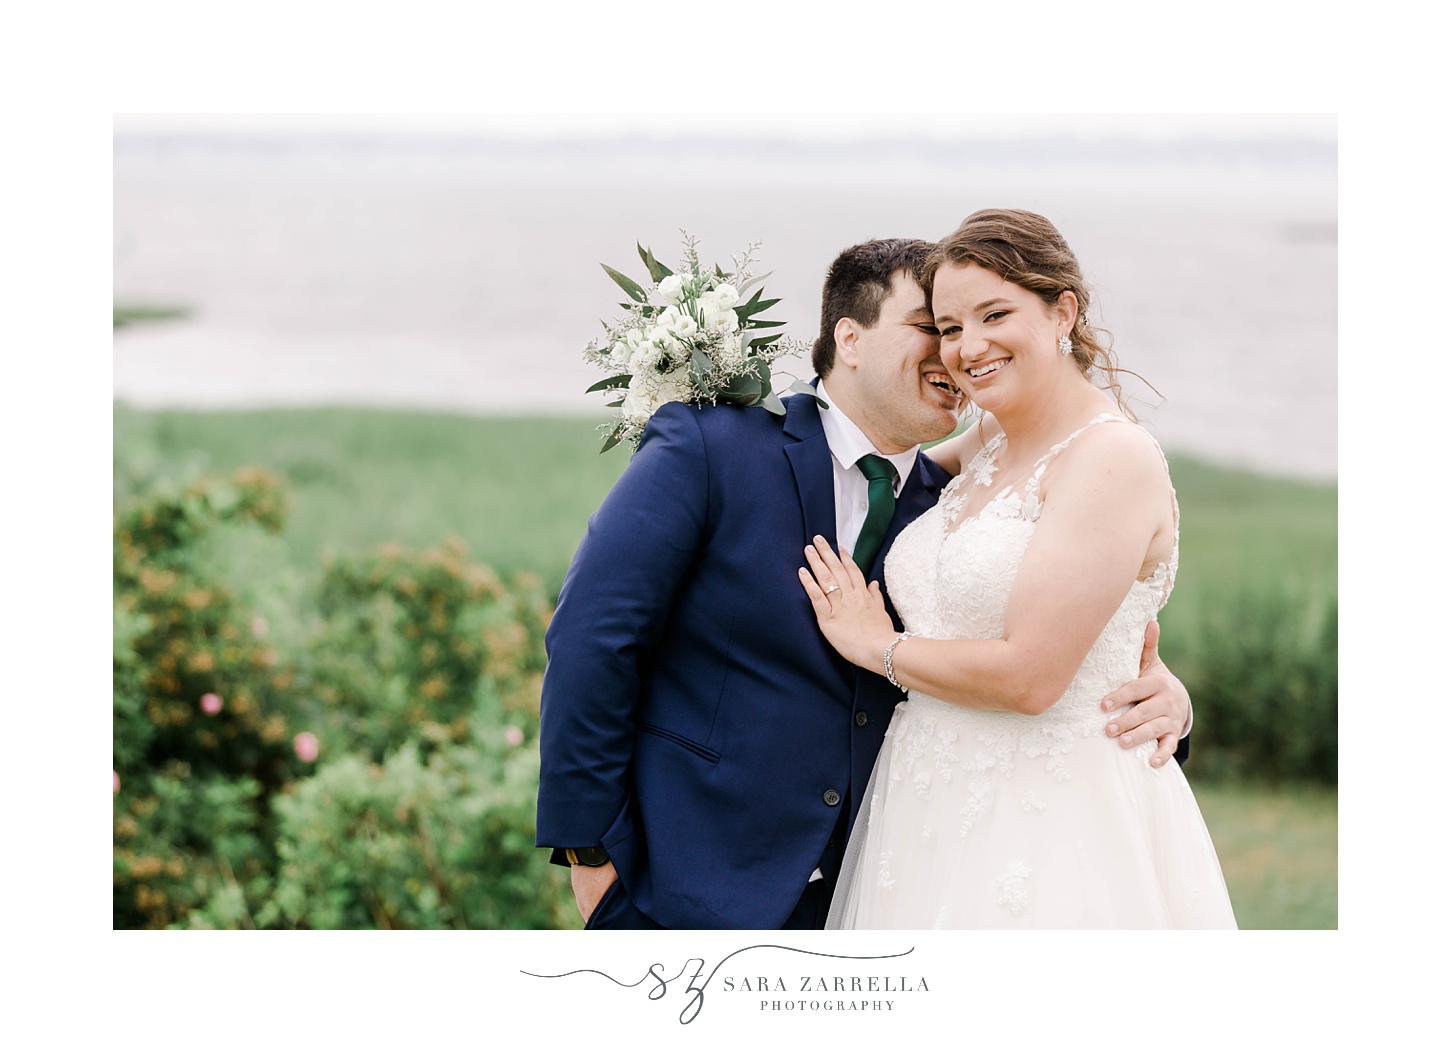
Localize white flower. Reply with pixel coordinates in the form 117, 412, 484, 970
658, 274, 685, 302
655, 306, 699, 339
628, 339, 664, 374
698, 293, 740, 334
621, 380, 654, 425
608, 328, 643, 367
621, 373, 690, 425
713, 283, 739, 307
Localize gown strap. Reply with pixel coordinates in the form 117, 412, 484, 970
1022, 413, 1130, 497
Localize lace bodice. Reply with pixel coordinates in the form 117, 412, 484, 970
827, 415, 1235, 930
884, 414, 1178, 731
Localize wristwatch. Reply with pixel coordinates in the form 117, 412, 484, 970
564, 846, 610, 867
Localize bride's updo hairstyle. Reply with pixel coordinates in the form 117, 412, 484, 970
921, 208, 1147, 419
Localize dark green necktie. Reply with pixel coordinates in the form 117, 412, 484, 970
853, 454, 898, 571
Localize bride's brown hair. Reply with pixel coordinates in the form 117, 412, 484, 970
921, 208, 1157, 421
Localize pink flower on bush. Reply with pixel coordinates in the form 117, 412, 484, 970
294, 732, 319, 763
113, 770, 120, 795
200, 693, 223, 716
504, 725, 524, 747
250, 615, 269, 637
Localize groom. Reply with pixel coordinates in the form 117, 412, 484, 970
536, 238, 1190, 929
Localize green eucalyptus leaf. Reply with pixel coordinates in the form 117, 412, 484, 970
738, 297, 782, 318
761, 390, 786, 415
789, 378, 822, 400
602, 264, 648, 303
638, 243, 673, 283
600, 428, 624, 454
745, 319, 787, 329
689, 348, 716, 386
586, 374, 633, 393
751, 332, 785, 348
722, 370, 764, 404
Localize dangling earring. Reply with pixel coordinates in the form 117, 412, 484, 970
1058, 334, 1073, 356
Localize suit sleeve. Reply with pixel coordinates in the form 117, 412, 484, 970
535, 402, 710, 856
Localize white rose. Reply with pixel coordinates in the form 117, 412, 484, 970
608, 337, 632, 366
703, 303, 739, 334
660, 371, 693, 404
713, 283, 739, 307
629, 339, 664, 374
658, 275, 685, 302
621, 374, 691, 425
657, 306, 699, 339
621, 380, 654, 424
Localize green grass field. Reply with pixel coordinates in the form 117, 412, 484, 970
1195, 783, 1337, 929
113, 404, 1338, 928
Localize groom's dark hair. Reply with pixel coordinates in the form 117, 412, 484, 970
812, 237, 931, 376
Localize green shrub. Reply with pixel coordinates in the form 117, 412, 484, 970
1164, 586, 1337, 784
114, 468, 569, 928
113, 469, 306, 928
302, 537, 552, 762
269, 715, 573, 930
113, 764, 274, 929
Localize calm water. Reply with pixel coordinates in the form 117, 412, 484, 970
113, 134, 1337, 478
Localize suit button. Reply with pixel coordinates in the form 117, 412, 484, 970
826, 837, 837, 848
823, 789, 841, 807
855, 711, 869, 727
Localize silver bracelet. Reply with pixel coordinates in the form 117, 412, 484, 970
883, 632, 915, 692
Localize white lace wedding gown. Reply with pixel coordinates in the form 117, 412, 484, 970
827, 415, 1236, 929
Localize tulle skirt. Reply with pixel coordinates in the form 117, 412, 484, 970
826, 695, 1237, 929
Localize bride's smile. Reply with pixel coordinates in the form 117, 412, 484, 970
931, 262, 1080, 419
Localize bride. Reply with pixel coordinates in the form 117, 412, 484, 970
799, 209, 1236, 929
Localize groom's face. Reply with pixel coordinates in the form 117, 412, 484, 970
847, 272, 963, 454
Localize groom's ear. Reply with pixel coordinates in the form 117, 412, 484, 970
834, 317, 861, 370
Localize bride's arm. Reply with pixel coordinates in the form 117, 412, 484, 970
922, 414, 996, 477
801, 423, 1170, 715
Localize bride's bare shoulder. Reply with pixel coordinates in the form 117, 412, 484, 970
1054, 418, 1173, 502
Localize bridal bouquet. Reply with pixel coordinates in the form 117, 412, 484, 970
585, 234, 811, 453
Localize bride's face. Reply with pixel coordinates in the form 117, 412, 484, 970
931, 263, 1076, 416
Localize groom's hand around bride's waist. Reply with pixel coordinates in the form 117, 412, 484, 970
1100, 621, 1192, 768
571, 861, 619, 924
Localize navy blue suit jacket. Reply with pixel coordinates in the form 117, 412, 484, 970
536, 392, 948, 929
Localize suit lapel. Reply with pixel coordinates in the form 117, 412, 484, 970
782, 391, 836, 552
